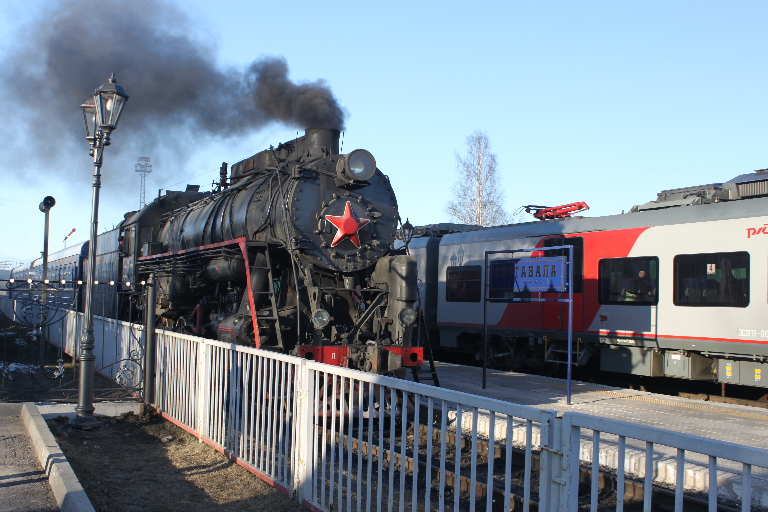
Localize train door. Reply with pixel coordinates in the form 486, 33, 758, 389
541, 236, 583, 332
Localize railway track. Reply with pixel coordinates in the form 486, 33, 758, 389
325, 417, 740, 512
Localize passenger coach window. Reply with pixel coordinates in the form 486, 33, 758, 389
446, 265, 482, 302
598, 257, 659, 305
544, 237, 583, 293
674, 252, 749, 307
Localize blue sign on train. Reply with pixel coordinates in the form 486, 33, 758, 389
489, 256, 568, 293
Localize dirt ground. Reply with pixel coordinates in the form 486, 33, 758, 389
46, 410, 306, 512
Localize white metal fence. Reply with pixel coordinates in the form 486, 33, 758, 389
4, 298, 766, 511
152, 330, 562, 511
561, 413, 768, 512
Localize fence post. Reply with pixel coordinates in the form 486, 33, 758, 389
143, 273, 157, 404
196, 340, 210, 441
537, 411, 558, 511
67, 310, 77, 359
293, 359, 314, 504
558, 412, 581, 511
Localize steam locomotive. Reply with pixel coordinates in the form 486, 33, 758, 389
409, 170, 768, 391
12, 128, 423, 376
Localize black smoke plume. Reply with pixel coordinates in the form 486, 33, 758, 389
0, 0, 346, 182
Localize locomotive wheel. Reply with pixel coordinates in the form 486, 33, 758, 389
158, 316, 193, 335
174, 317, 191, 334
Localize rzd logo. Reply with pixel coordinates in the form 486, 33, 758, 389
746, 224, 768, 238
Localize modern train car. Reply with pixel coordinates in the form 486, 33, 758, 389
410, 170, 768, 389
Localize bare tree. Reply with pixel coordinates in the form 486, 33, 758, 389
445, 131, 509, 226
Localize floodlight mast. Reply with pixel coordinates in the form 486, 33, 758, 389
135, 156, 152, 209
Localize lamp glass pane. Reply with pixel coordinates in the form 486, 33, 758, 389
94, 93, 106, 127
81, 99, 96, 138
109, 95, 126, 128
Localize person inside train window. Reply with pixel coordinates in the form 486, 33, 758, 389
636, 269, 655, 295
626, 269, 654, 301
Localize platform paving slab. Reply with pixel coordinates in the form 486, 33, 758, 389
0, 403, 59, 512
0, 401, 141, 512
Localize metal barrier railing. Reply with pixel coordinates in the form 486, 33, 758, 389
561, 412, 768, 512
1, 299, 144, 401
150, 330, 561, 511
7, 298, 767, 511
149, 332, 768, 512
46, 309, 144, 395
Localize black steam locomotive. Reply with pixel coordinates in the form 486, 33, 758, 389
13, 129, 423, 375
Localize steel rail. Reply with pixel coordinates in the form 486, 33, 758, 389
321, 420, 741, 512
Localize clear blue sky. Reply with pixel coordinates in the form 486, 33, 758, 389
1, 0, 767, 263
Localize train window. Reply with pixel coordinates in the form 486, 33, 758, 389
140, 226, 153, 254
673, 252, 749, 307
446, 265, 482, 302
122, 227, 133, 256
543, 237, 583, 292
598, 257, 659, 305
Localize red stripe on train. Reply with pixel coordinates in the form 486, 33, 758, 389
438, 321, 768, 345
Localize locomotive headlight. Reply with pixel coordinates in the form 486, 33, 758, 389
398, 307, 417, 326
312, 309, 331, 328
337, 149, 376, 182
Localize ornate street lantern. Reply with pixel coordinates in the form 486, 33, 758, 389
94, 74, 128, 135
402, 219, 414, 250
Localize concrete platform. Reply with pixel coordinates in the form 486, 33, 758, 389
0, 401, 141, 512
428, 362, 768, 508
430, 362, 768, 448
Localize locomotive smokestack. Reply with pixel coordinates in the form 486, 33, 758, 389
219, 162, 229, 190
304, 128, 340, 157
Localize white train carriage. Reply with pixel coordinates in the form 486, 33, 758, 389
8, 226, 126, 318
412, 170, 768, 389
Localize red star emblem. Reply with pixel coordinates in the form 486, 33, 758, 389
325, 201, 370, 248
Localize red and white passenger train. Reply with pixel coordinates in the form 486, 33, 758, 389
410, 170, 768, 389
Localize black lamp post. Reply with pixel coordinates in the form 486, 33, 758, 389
72, 74, 128, 427
402, 219, 414, 253
39, 196, 55, 309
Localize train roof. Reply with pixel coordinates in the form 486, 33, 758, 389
32, 242, 86, 265
631, 169, 768, 212
440, 193, 768, 247
432, 169, 768, 246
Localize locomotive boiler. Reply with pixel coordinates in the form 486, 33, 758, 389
118, 128, 422, 374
